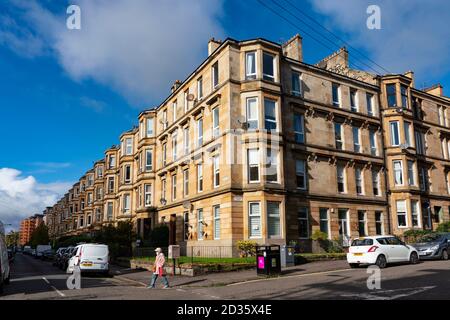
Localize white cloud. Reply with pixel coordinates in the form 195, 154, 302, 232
4, 0, 225, 106
309, 0, 450, 83
0, 168, 72, 232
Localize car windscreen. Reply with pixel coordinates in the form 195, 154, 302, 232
420, 234, 443, 243
82, 246, 108, 257
351, 239, 373, 246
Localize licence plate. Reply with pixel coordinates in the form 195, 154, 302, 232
353, 253, 363, 256
419, 252, 427, 256
81, 263, 93, 267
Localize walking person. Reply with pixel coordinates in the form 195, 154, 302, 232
148, 247, 169, 289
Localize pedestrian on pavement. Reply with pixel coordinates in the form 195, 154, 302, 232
147, 247, 169, 289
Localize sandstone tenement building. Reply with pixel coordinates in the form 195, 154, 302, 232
43, 35, 450, 254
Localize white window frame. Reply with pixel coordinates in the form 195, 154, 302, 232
171, 174, 177, 201
212, 62, 219, 89
183, 127, 190, 155
162, 110, 168, 130
267, 201, 281, 238
411, 200, 421, 228
372, 169, 380, 196
183, 169, 189, 197
144, 184, 152, 207
264, 98, 277, 132
296, 159, 306, 190
393, 160, 404, 186
172, 101, 177, 122
197, 208, 204, 240
172, 131, 178, 161
262, 52, 275, 82
369, 129, 377, 156
213, 155, 220, 188
124, 165, 131, 184
407, 160, 415, 186
145, 149, 153, 172
335, 122, 344, 150
375, 211, 384, 235
319, 208, 330, 238
396, 200, 408, 228
366, 93, 374, 116
353, 126, 361, 153
245, 51, 257, 80
197, 163, 203, 193
350, 88, 358, 112
197, 118, 203, 147
355, 167, 364, 195
246, 97, 259, 130
213, 205, 220, 240
248, 202, 261, 239
404, 121, 411, 147
123, 194, 130, 214
146, 118, 154, 137
390, 121, 400, 146
332, 83, 340, 107
337, 165, 346, 193
212, 108, 220, 138
294, 114, 304, 143
248, 148, 260, 183
125, 138, 133, 155
266, 148, 279, 183
291, 71, 302, 96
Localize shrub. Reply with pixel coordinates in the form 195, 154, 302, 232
236, 240, 257, 257
436, 222, 450, 233
403, 229, 434, 243
311, 230, 328, 241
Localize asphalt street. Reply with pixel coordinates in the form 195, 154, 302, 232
2, 253, 450, 300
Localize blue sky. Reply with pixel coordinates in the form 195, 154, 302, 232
0, 0, 449, 230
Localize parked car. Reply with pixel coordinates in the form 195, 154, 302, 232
7, 249, 14, 263
411, 233, 450, 260
60, 247, 75, 270
67, 244, 109, 275
23, 246, 32, 255
53, 247, 67, 267
41, 249, 55, 261
0, 223, 11, 294
347, 235, 419, 268
36, 245, 52, 259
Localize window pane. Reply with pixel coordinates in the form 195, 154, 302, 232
263, 53, 274, 81
268, 202, 280, 237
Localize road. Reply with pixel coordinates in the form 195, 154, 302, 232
2, 253, 450, 300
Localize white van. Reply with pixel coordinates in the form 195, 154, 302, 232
0, 222, 11, 293
67, 244, 109, 275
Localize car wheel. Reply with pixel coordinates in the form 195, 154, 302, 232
375, 255, 387, 268
409, 252, 419, 264
349, 263, 359, 268
442, 249, 449, 260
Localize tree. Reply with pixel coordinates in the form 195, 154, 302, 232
29, 224, 50, 247
6, 231, 20, 247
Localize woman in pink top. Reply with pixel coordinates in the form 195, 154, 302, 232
148, 247, 169, 289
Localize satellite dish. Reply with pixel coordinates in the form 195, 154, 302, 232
160, 198, 167, 205
182, 201, 191, 209
236, 115, 246, 124
236, 115, 249, 130
187, 94, 195, 101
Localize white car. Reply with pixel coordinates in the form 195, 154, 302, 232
0, 222, 11, 294
347, 235, 419, 268
67, 244, 109, 275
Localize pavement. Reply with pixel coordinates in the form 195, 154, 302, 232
2, 252, 450, 300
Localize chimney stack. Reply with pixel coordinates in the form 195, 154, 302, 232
424, 84, 444, 97
171, 80, 182, 93
404, 71, 415, 88
208, 37, 222, 56
282, 34, 303, 62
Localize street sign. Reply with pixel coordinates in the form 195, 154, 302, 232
168, 245, 180, 259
